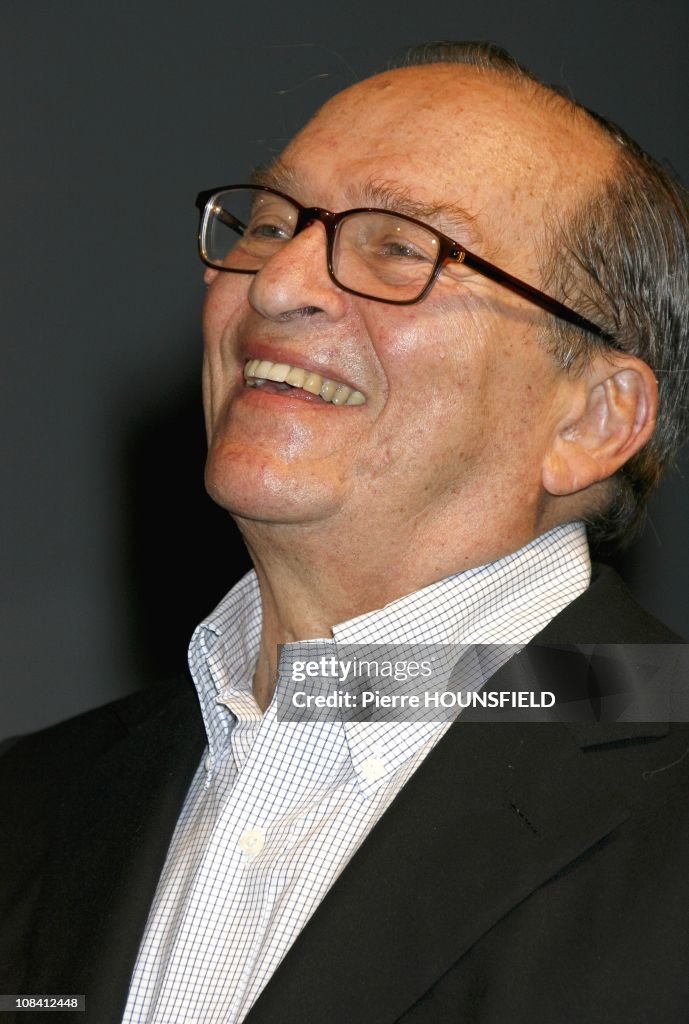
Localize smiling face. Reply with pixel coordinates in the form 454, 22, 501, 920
201, 65, 617, 569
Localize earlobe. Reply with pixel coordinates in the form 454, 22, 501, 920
542, 359, 658, 497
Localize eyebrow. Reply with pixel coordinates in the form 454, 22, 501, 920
251, 160, 303, 194
347, 177, 485, 247
251, 162, 486, 249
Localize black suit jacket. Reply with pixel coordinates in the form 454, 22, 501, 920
2, 564, 689, 1023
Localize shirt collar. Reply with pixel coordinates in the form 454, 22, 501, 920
187, 571, 262, 774
331, 521, 591, 787
188, 521, 591, 783
332, 521, 590, 646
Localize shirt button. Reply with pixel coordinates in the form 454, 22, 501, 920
361, 757, 387, 782
203, 752, 212, 773
238, 828, 265, 857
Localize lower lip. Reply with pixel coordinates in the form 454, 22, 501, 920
241, 382, 362, 409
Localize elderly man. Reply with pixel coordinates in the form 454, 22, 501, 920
2, 41, 689, 1024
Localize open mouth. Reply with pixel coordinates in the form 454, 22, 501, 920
243, 359, 366, 406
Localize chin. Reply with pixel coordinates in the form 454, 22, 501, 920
204, 445, 344, 526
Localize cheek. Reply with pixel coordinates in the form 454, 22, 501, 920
201, 312, 234, 442
202, 279, 248, 391
361, 314, 487, 476
367, 295, 498, 369
366, 304, 495, 425
202, 273, 249, 348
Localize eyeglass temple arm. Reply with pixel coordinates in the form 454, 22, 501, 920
215, 208, 246, 233
458, 249, 616, 345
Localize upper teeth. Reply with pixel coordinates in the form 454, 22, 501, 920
244, 359, 366, 406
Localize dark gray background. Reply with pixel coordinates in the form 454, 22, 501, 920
2, 0, 687, 742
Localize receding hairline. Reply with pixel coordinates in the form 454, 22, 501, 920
303, 60, 625, 251
301, 63, 622, 228
324, 60, 621, 163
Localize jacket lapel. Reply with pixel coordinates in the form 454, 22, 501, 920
246, 712, 635, 1024
247, 567, 680, 1024
25, 679, 205, 1024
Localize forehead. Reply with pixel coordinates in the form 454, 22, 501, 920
278, 66, 616, 253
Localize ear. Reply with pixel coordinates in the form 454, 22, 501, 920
542, 355, 658, 497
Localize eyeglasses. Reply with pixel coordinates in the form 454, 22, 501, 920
195, 184, 615, 344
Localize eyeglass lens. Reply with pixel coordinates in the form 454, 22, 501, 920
202, 187, 445, 302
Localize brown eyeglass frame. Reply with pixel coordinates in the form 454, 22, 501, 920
195, 184, 616, 346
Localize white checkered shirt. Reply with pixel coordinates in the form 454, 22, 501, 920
122, 521, 591, 1024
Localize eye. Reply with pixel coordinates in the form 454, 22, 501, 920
364, 215, 440, 263
241, 194, 298, 244
245, 217, 292, 242
378, 238, 430, 261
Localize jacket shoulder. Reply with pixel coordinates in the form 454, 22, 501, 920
539, 562, 685, 644
0, 675, 196, 823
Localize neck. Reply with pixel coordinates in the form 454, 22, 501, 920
235, 505, 545, 710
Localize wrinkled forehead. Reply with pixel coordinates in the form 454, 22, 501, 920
279, 65, 616, 238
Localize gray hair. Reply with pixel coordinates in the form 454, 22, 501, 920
390, 42, 689, 552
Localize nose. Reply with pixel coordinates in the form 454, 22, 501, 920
247, 221, 348, 323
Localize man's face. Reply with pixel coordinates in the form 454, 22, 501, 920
202, 66, 614, 562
